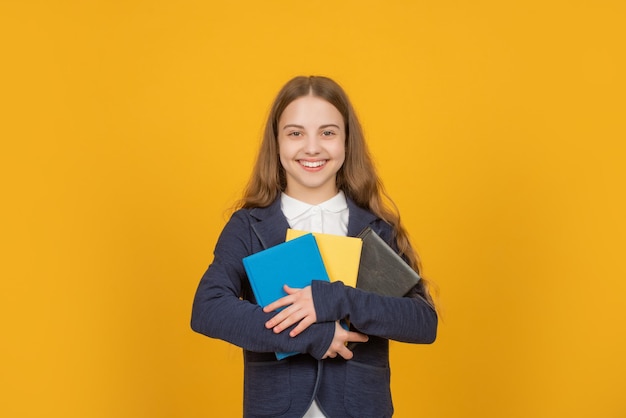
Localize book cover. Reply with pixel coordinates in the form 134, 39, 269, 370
242, 233, 330, 360
356, 227, 421, 297
285, 229, 362, 288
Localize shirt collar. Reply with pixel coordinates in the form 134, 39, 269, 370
319, 190, 348, 213
281, 190, 348, 220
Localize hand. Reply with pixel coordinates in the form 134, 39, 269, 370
323, 321, 369, 360
263, 285, 317, 337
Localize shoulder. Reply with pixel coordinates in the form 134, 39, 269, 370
223, 207, 254, 230
227, 197, 281, 225
214, 209, 254, 253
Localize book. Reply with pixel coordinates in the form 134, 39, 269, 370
356, 227, 421, 297
242, 233, 330, 360
286, 229, 362, 288
345, 227, 423, 350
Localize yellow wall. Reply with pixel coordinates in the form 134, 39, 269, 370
1, 1, 625, 417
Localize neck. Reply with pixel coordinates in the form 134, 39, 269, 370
283, 186, 339, 205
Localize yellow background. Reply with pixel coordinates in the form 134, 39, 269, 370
1, 1, 625, 417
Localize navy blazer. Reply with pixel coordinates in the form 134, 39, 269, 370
191, 196, 437, 418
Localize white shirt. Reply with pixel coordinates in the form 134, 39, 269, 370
281, 191, 349, 236
280, 190, 349, 418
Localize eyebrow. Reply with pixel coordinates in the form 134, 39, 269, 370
282, 124, 342, 130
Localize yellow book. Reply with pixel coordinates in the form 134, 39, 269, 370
286, 229, 362, 288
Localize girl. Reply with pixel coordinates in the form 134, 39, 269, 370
191, 76, 437, 418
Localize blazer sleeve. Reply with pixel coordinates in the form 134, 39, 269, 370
190, 210, 335, 359
310, 223, 438, 344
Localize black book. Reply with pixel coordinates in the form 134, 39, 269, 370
355, 227, 421, 297
347, 227, 422, 350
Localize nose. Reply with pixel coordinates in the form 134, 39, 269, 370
304, 135, 321, 155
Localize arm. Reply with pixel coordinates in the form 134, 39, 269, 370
311, 279, 437, 344
266, 221, 437, 343
190, 211, 335, 359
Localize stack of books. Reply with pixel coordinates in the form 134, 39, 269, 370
242, 227, 421, 360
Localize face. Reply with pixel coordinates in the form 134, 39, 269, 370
278, 95, 346, 204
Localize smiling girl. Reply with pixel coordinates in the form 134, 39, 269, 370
191, 76, 437, 418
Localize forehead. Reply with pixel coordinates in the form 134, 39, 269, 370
279, 95, 344, 126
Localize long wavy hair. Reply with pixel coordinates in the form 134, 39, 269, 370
239, 76, 435, 307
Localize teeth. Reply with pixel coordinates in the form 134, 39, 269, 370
300, 160, 325, 168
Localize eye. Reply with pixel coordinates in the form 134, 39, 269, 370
288, 131, 303, 137
321, 130, 335, 137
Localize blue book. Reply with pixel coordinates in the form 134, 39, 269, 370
242, 233, 330, 360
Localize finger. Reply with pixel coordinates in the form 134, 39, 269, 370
348, 331, 369, 343
283, 284, 301, 295
265, 311, 284, 329
263, 295, 294, 313
338, 346, 354, 360
264, 303, 297, 328
263, 298, 290, 313
271, 306, 304, 333
289, 316, 315, 337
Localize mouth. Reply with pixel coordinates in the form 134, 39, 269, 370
298, 160, 327, 168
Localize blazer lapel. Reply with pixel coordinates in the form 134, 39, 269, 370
249, 198, 290, 250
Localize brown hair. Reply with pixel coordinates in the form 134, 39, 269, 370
239, 76, 435, 306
